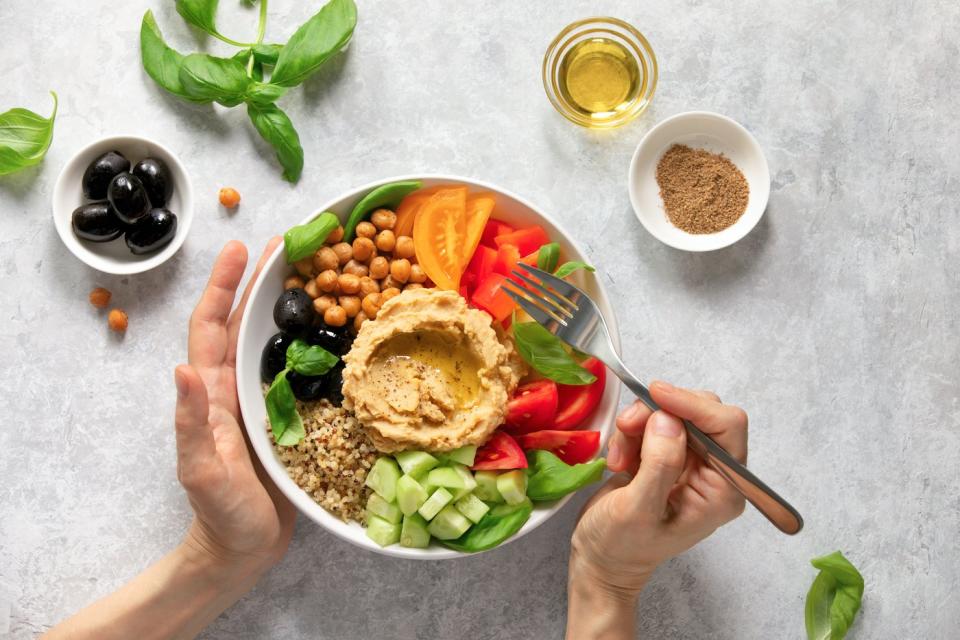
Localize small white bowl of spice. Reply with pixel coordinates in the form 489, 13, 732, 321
628, 111, 769, 251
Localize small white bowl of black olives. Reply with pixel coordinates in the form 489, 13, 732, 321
52, 135, 193, 274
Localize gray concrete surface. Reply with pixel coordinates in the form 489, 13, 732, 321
1, 0, 958, 638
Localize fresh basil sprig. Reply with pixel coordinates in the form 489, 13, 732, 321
343, 180, 423, 242
536, 242, 560, 272
440, 499, 533, 553
554, 261, 595, 278
805, 551, 864, 640
512, 320, 596, 385
286, 338, 339, 376
284, 211, 339, 263
0, 92, 57, 176
139, 0, 357, 181
267, 340, 339, 446
525, 450, 605, 501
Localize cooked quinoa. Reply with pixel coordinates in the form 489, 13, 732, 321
268, 398, 377, 523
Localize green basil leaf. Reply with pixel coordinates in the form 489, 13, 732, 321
176, 0, 221, 38
140, 11, 209, 103
246, 102, 304, 182
179, 53, 252, 106
536, 242, 560, 272
245, 81, 288, 104
0, 92, 57, 176
252, 43, 283, 66
285, 338, 339, 376
251, 61, 264, 82
525, 450, 605, 501
343, 180, 422, 242
440, 499, 533, 552
270, 0, 357, 88
283, 211, 340, 262
554, 261, 596, 279
805, 551, 864, 640
265, 369, 304, 446
512, 321, 596, 385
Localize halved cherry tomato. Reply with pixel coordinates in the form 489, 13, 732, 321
504, 380, 559, 434
463, 194, 495, 265
481, 220, 515, 248
554, 357, 607, 430
413, 187, 469, 290
516, 430, 601, 465
470, 273, 515, 322
466, 244, 498, 284
494, 225, 551, 256
492, 244, 521, 280
472, 431, 528, 470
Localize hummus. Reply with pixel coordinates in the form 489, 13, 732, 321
341, 288, 523, 453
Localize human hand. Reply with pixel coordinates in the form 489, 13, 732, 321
174, 238, 296, 574
569, 381, 748, 603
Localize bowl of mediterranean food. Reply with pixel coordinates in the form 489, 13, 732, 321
236, 175, 621, 559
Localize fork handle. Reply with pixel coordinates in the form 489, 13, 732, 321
616, 370, 804, 535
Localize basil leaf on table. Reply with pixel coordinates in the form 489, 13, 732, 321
0, 92, 57, 176
805, 551, 864, 640
270, 0, 357, 88
525, 450, 605, 501
140, 11, 209, 103
554, 261, 596, 279
440, 499, 533, 553
284, 211, 340, 262
512, 321, 597, 385
342, 180, 422, 242
245, 82, 288, 104
247, 102, 304, 182
536, 242, 560, 272
265, 370, 304, 446
178, 53, 252, 106
175, 0, 222, 39
285, 339, 339, 376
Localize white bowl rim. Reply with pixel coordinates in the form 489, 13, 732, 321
51, 134, 194, 275
627, 110, 770, 252
236, 173, 622, 560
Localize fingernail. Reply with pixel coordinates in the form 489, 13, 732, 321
607, 439, 621, 468
175, 368, 189, 399
652, 380, 675, 393
651, 412, 683, 438
622, 401, 644, 421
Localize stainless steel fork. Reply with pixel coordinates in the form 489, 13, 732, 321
503, 263, 803, 535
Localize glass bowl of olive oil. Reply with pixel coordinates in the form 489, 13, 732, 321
543, 17, 657, 129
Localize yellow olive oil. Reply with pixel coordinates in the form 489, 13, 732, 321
558, 37, 644, 125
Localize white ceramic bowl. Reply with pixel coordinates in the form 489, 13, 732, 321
52, 135, 194, 274
236, 174, 622, 559
628, 111, 770, 252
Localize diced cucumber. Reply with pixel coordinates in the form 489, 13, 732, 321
451, 486, 472, 501
396, 474, 429, 516
395, 450, 439, 477
447, 445, 478, 466
418, 487, 453, 521
366, 493, 402, 524
452, 463, 478, 492
427, 466, 467, 489
427, 505, 472, 540
497, 470, 528, 506
455, 493, 491, 524
365, 457, 401, 503
366, 515, 401, 547
400, 513, 431, 548
474, 470, 504, 503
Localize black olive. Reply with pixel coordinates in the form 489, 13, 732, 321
124, 208, 177, 255
273, 288, 315, 335
71, 201, 125, 242
321, 363, 346, 402
287, 371, 326, 401
261, 332, 294, 383
305, 322, 353, 356
132, 158, 173, 207
82, 151, 130, 199
108, 172, 151, 224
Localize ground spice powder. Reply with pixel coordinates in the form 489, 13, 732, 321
655, 144, 749, 234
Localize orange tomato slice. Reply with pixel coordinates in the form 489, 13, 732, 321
413, 187, 469, 290
464, 193, 495, 264
394, 186, 447, 238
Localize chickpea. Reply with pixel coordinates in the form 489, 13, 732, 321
313, 295, 336, 315
390, 258, 411, 283
362, 292, 382, 318
338, 272, 361, 295
316, 269, 339, 293
332, 242, 353, 266
304, 278, 320, 299
359, 276, 380, 297
293, 257, 314, 278
339, 295, 361, 318
326, 225, 344, 244
369, 256, 390, 280
381, 287, 402, 303
404, 283, 424, 291
343, 259, 369, 277
375, 229, 396, 253
324, 305, 348, 327
283, 275, 305, 290
355, 221, 377, 239
381, 275, 402, 290
218, 187, 241, 208
352, 237, 376, 263
313, 246, 339, 272
395, 235, 415, 259
408, 264, 427, 284
108, 308, 128, 332
354, 311, 369, 332
370, 209, 397, 231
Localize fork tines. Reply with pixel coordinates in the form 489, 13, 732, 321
501, 264, 580, 330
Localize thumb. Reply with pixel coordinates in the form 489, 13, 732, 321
174, 365, 215, 471
627, 411, 687, 517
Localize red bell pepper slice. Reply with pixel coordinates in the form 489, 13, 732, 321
494, 225, 551, 256
470, 273, 515, 322
480, 220, 515, 248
